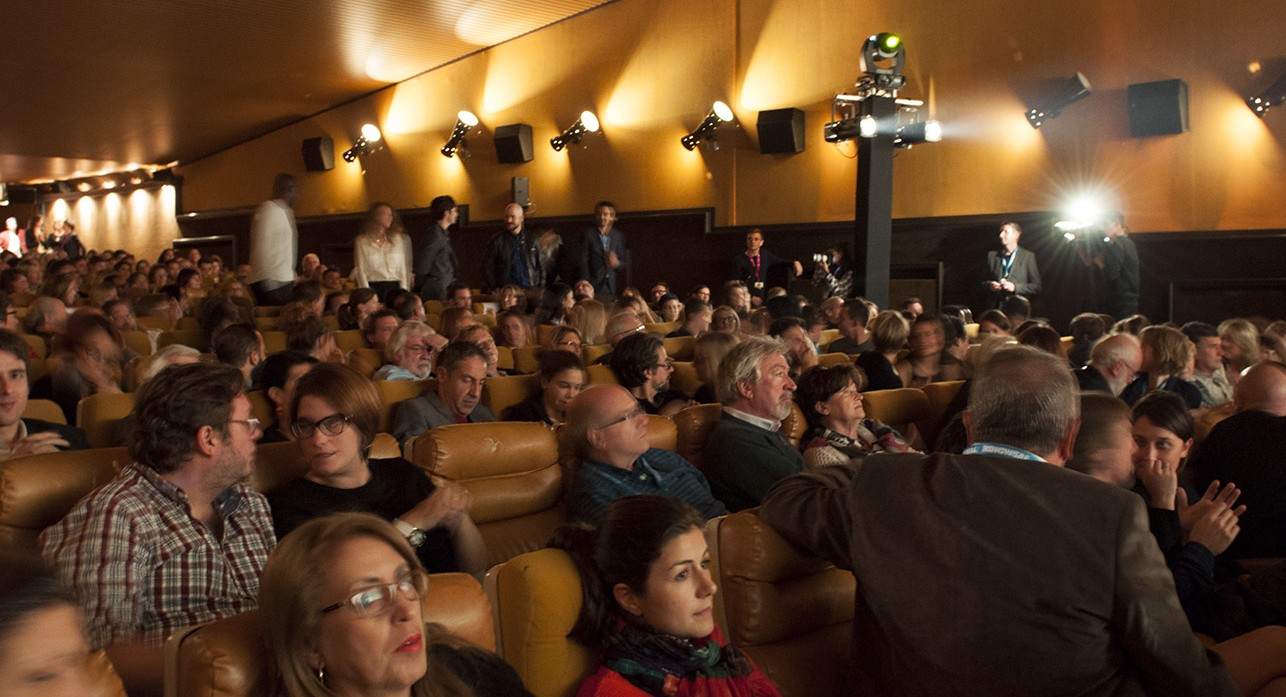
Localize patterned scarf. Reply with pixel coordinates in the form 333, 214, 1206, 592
602, 622, 776, 697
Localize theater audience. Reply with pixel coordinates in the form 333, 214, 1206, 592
666, 298, 711, 338
0, 330, 89, 457
856, 310, 908, 392
550, 496, 778, 696
691, 331, 738, 404
438, 306, 475, 343
826, 301, 872, 354
135, 344, 201, 388
258, 350, 320, 444
1120, 325, 1202, 408
269, 363, 486, 575
1016, 323, 1064, 358
897, 313, 966, 388
768, 316, 818, 378
1219, 318, 1260, 384
976, 309, 1012, 337
543, 324, 585, 356
609, 333, 689, 416
796, 364, 911, 468
1068, 312, 1108, 368
393, 341, 495, 448
563, 387, 725, 522
362, 307, 400, 351
494, 308, 531, 349
337, 287, 379, 331
0, 552, 104, 695
1183, 321, 1234, 407
570, 298, 608, 344
41, 363, 274, 696
20, 295, 68, 351
31, 311, 123, 424
533, 283, 573, 326
703, 336, 805, 512
456, 323, 505, 377
709, 304, 742, 337
212, 322, 265, 388
259, 513, 527, 697
655, 293, 683, 323
373, 321, 445, 381
502, 349, 585, 425
1074, 333, 1142, 397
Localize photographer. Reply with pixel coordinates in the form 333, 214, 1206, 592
812, 244, 853, 299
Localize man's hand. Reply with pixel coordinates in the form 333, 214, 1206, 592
2, 431, 69, 459
405, 480, 472, 532
1189, 503, 1240, 556
607, 250, 620, 270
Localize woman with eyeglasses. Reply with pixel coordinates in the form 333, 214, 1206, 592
551, 495, 780, 697
544, 325, 585, 357
267, 363, 487, 575
259, 512, 531, 697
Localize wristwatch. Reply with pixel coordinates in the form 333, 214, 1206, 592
393, 518, 426, 548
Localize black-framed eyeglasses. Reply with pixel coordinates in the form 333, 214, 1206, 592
228, 417, 262, 435
320, 571, 426, 617
290, 413, 353, 439
594, 405, 645, 430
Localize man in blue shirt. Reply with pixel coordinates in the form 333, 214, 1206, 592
563, 385, 725, 522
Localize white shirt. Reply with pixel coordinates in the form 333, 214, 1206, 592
353, 232, 412, 290
248, 199, 297, 286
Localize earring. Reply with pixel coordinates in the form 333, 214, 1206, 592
316, 666, 325, 683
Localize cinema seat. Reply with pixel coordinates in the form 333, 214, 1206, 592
409, 422, 564, 567
707, 511, 855, 696
22, 397, 66, 424
0, 447, 130, 552
483, 374, 540, 419
164, 573, 495, 697
77, 392, 138, 448
860, 388, 930, 448
556, 415, 677, 497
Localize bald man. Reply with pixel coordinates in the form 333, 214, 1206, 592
482, 203, 544, 291
1189, 362, 1286, 560
1074, 334, 1142, 397
564, 385, 725, 523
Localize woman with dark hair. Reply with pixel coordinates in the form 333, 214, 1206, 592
897, 314, 966, 388
0, 552, 103, 694
550, 496, 780, 697
976, 309, 1011, 337
1121, 325, 1202, 408
503, 349, 586, 425
353, 202, 413, 304
796, 365, 912, 468
259, 513, 531, 697
338, 287, 380, 331
268, 363, 487, 575
534, 283, 574, 326
31, 310, 124, 423
258, 351, 320, 444
1016, 324, 1065, 358
858, 311, 908, 392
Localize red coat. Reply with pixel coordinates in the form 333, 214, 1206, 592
575, 627, 779, 697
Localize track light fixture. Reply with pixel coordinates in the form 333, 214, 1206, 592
1246, 71, 1286, 118
441, 111, 480, 158
681, 101, 735, 151
550, 111, 600, 151
342, 123, 383, 162
894, 119, 942, 148
1025, 73, 1092, 128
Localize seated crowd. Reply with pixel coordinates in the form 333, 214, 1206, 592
2, 240, 1286, 697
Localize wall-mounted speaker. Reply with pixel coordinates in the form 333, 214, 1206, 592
512, 177, 530, 208
756, 108, 806, 154
301, 136, 335, 171
494, 124, 534, 164
1128, 79, 1189, 137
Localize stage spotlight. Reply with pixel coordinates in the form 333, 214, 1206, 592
1246, 71, 1286, 118
342, 123, 383, 162
1026, 73, 1091, 128
861, 32, 906, 91
894, 119, 942, 147
441, 110, 480, 158
550, 111, 600, 151
681, 101, 736, 151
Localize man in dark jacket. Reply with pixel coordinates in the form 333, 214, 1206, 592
0, 329, 90, 458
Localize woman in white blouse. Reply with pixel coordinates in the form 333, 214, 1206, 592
352, 201, 412, 303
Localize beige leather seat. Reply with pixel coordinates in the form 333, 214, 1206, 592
77, 392, 138, 448
0, 447, 131, 552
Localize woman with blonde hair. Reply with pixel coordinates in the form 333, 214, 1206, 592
570, 299, 608, 345
1120, 325, 1201, 408
543, 324, 585, 356
692, 331, 739, 403
858, 311, 909, 392
353, 202, 413, 304
1219, 318, 1260, 384
259, 512, 531, 697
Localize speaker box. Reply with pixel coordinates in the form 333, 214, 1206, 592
301, 136, 335, 171
5, 186, 37, 205
756, 108, 805, 154
494, 124, 534, 164
512, 177, 530, 208
1128, 79, 1188, 137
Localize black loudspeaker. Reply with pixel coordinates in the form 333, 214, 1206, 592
756, 108, 805, 154
1128, 79, 1189, 137
512, 177, 530, 208
301, 136, 335, 171
6, 186, 37, 205
494, 124, 534, 163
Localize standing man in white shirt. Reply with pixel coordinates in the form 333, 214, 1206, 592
248, 173, 299, 306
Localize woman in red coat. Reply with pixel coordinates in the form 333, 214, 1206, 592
551, 496, 780, 697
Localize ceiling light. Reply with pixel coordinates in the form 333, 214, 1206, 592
343, 123, 383, 162
1246, 71, 1286, 118
550, 111, 600, 151
441, 111, 480, 158
1026, 73, 1092, 128
681, 101, 736, 151
894, 119, 942, 147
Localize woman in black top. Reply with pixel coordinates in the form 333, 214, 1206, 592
503, 349, 585, 425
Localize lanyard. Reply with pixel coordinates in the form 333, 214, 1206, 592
1000, 252, 1014, 279
963, 442, 1045, 462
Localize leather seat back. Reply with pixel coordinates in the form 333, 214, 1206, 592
0, 447, 130, 552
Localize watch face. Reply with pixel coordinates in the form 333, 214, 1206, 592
408, 529, 426, 547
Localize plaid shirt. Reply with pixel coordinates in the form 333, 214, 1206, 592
40, 462, 275, 648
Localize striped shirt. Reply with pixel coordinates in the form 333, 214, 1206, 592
40, 462, 275, 648
568, 448, 727, 522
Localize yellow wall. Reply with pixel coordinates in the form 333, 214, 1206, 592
178, 0, 1286, 235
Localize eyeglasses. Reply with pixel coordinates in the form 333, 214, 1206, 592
595, 405, 646, 430
557, 340, 583, 350
228, 417, 262, 435
403, 343, 434, 355
290, 413, 353, 439
320, 571, 426, 617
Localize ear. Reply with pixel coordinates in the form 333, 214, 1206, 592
1179, 438, 1193, 461
814, 400, 831, 417
1054, 418, 1081, 467
736, 379, 755, 401
194, 424, 221, 458
613, 582, 644, 618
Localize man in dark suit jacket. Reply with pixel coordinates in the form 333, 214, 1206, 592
0, 329, 90, 458
581, 200, 626, 299
760, 345, 1238, 696
703, 336, 805, 512
415, 195, 458, 301
984, 221, 1041, 309
730, 228, 800, 304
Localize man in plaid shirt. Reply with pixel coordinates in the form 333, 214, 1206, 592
41, 362, 275, 696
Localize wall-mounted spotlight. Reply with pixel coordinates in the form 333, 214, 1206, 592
441, 111, 480, 158
550, 111, 600, 151
1025, 73, 1092, 128
342, 123, 383, 162
1246, 71, 1286, 118
894, 119, 942, 148
681, 101, 736, 151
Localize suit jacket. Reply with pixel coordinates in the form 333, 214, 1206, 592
1189, 410, 1286, 560
985, 246, 1041, 307
758, 452, 1239, 697
581, 226, 626, 298
702, 412, 805, 512
392, 390, 495, 447
415, 224, 456, 301
23, 418, 91, 450
731, 249, 789, 299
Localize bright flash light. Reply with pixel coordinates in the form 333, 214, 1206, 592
360, 123, 382, 143
859, 115, 878, 138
